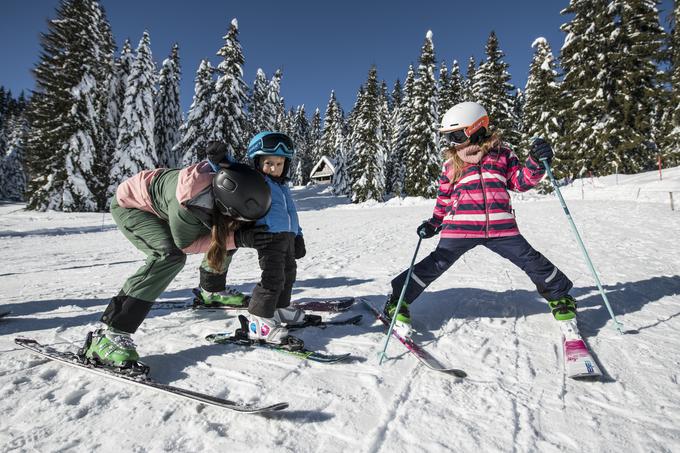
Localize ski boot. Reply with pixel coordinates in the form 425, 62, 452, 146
245, 314, 305, 350
196, 287, 249, 308
383, 294, 413, 338
274, 306, 321, 327
548, 295, 577, 321
80, 327, 148, 376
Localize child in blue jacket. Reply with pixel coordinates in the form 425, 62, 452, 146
244, 131, 306, 344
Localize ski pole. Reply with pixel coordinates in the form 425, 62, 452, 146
540, 156, 623, 334
379, 236, 423, 365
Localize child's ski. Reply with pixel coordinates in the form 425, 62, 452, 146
560, 319, 602, 379
206, 315, 352, 364
15, 338, 289, 414
360, 298, 467, 378
288, 314, 362, 331
152, 289, 355, 313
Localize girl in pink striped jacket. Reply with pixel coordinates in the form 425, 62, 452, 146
385, 102, 576, 337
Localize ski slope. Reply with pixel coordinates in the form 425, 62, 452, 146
1, 166, 679, 452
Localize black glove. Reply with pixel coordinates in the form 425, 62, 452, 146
416, 220, 440, 239
530, 138, 554, 165
294, 235, 306, 259
234, 225, 273, 249
205, 141, 231, 170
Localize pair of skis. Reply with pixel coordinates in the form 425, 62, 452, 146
362, 298, 601, 381
13, 297, 361, 414
15, 338, 288, 414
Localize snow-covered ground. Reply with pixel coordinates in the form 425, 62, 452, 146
1, 167, 679, 453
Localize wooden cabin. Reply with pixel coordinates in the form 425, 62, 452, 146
309, 155, 336, 184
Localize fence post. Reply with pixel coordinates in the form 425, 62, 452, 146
671, 192, 675, 211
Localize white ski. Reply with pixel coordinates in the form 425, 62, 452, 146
560, 319, 602, 379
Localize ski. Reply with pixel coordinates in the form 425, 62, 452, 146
560, 319, 602, 379
291, 297, 355, 313
14, 338, 289, 414
288, 314, 363, 331
360, 298, 467, 378
206, 315, 352, 364
152, 289, 355, 313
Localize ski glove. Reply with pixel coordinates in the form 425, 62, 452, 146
234, 225, 274, 249
205, 141, 232, 171
417, 220, 441, 239
294, 235, 306, 259
530, 138, 554, 165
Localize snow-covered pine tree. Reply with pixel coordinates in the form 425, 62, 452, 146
379, 79, 393, 191
0, 87, 7, 128
663, 1, 680, 166
558, 0, 615, 178
0, 87, 9, 154
176, 60, 214, 165
0, 113, 28, 201
388, 66, 416, 197
308, 108, 322, 174
604, 0, 666, 173
108, 31, 157, 199
449, 60, 464, 107
522, 37, 561, 157
318, 91, 346, 191
349, 66, 387, 202
269, 69, 287, 134
437, 61, 454, 115
403, 31, 440, 198
335, 88, 364, 197
384, 79, 404, 195
108, 39, 133, 145
513, 89, 525, 150
25, 0, 115, 211
473, 31, 519, 149
154, 44, 183, 168
290, 105, 311, 185
320, 91, 343, 160
463, 56, 477, 101
249, 68, 276, 137
101, 38, 133, 196
210, 18, 248, 161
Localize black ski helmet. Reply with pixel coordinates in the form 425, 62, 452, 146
212, 163, 271, 221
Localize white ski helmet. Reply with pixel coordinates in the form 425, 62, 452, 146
439, 101, 490, 145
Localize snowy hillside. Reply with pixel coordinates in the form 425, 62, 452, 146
1, 167, 679, 452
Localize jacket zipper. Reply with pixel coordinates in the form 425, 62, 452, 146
479, 165, 489, 238
282, 186, 291, 231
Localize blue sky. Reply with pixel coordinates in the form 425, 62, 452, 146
1, 0, 675, 115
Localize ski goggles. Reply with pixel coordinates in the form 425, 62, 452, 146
248, 133, 295, 156
440, 116, 490, 146
441, 129, 470, 146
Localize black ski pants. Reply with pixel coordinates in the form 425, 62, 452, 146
248, 232, 297, 318
391, 234, 573, 305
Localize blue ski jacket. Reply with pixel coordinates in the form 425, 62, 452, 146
255, 176, 302, 236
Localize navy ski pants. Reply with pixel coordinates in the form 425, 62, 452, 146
391, 234, 572, 304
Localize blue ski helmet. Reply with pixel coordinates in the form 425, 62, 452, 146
246, 131, 296, 162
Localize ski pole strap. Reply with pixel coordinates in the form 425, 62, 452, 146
540, 158, 623, 334
379, 237, 423, 364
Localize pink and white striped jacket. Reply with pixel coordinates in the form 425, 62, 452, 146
430, 146, 545, 239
